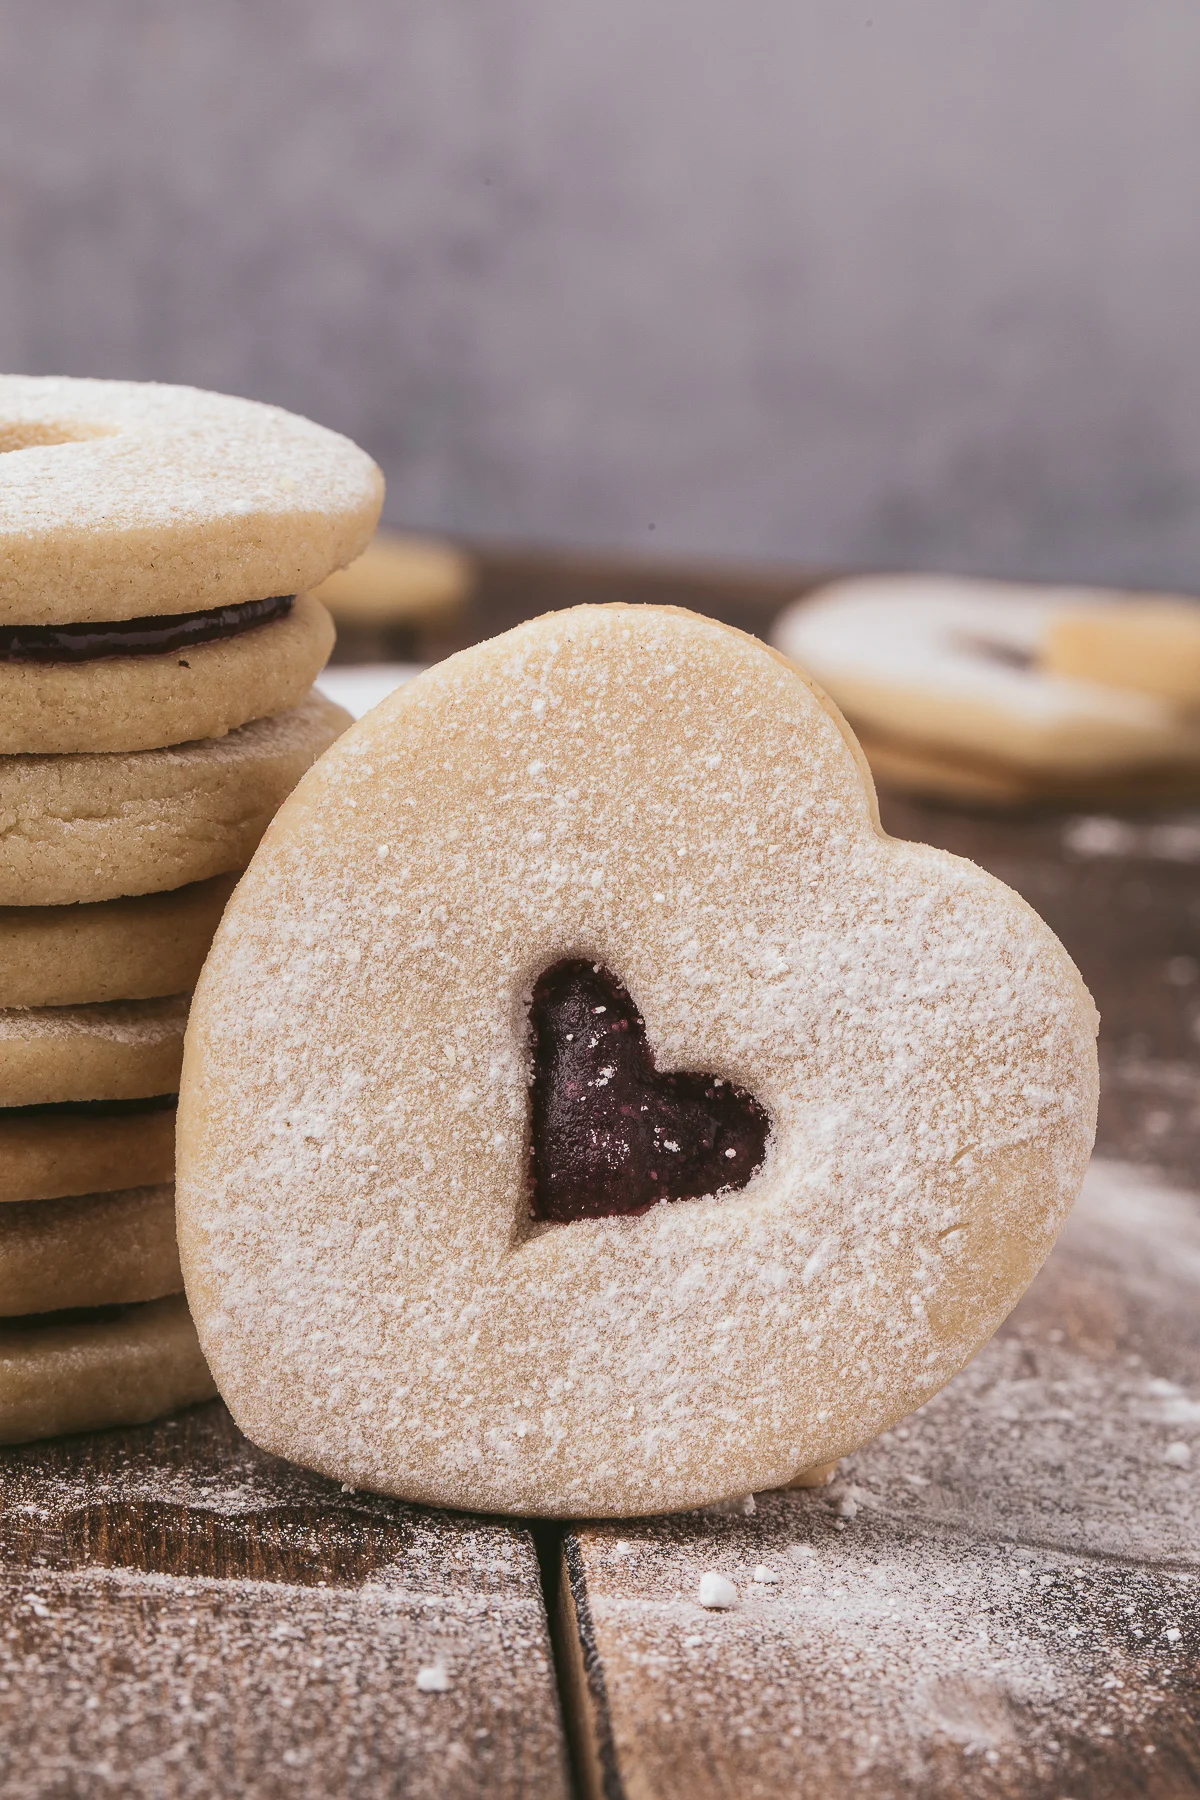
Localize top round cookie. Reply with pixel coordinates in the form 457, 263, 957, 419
0, 376, 384, 624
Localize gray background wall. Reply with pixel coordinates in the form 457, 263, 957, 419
2, 2, 1199, 586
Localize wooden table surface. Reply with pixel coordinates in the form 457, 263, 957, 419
4, 555, 1198, 1798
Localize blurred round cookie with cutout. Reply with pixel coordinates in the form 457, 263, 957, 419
773, 574, 1200, 808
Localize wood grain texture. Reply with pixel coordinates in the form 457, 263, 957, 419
0, 1403, 570, 1800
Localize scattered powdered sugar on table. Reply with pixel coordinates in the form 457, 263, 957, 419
1064, 812, 1200, 864
567, 1157, 1200, 1794
178, 605, 1099, 1517
0, 1409, 568, 1799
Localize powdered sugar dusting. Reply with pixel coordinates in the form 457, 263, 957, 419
178, 606, 1098, 1518
567, 1158, 1200, 1792
0, 376, 370, 517
0, 993, 189, 1046
0, 1407, 568, 1799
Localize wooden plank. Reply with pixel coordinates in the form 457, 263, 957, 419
559, 792, 1200, 1798
0, 1402, 571, 1800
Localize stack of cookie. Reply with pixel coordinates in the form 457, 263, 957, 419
0, 375, 382, 1444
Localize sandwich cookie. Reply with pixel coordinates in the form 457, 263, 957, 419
0, 1098, 175, 1206
0, 993, 187, 1107
853, 732, 1200, 810
0, 375, 383, 622
0, 1184, 180, 1315
0, 591, 335, 754
0, 1295, 216, 1446
1044, 596, 1200, 705
773, 576, 1200, 805
0, 874, 238, 1010
0, 373, 379, 1444
0, 689, 350, 906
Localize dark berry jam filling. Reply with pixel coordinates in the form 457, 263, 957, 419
0, 595, 294, 664
528, 959, 768, 1224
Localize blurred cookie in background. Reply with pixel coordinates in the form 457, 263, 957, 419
313, 529, 474, 662
773, 574, 1200, 808
1043, 598, 1200, 705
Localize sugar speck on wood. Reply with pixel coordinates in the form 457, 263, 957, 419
697, 1573, 739, 1610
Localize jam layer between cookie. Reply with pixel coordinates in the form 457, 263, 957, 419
0, 595, 294, 663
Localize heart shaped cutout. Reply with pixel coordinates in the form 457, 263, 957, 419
528, 959, 769, 1223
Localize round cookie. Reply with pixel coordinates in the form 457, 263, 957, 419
0, 592, 334, 755
0, 1184, 180, 1316
0, 874, 237, 1010
312, 530, 472, 629
0, 1101, 175, 1206
0, 689, 350, 906
772, 577, 1200, 779
0, 376, 383, 623
177, 603, 1099, 1519
1044, 597, 1200, 705
0, 1294, 216, 1445
0, 994, 188, 1107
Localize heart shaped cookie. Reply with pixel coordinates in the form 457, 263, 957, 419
177, 604, 1098, 1517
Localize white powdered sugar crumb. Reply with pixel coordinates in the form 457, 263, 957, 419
697, 1573, 739, 1610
